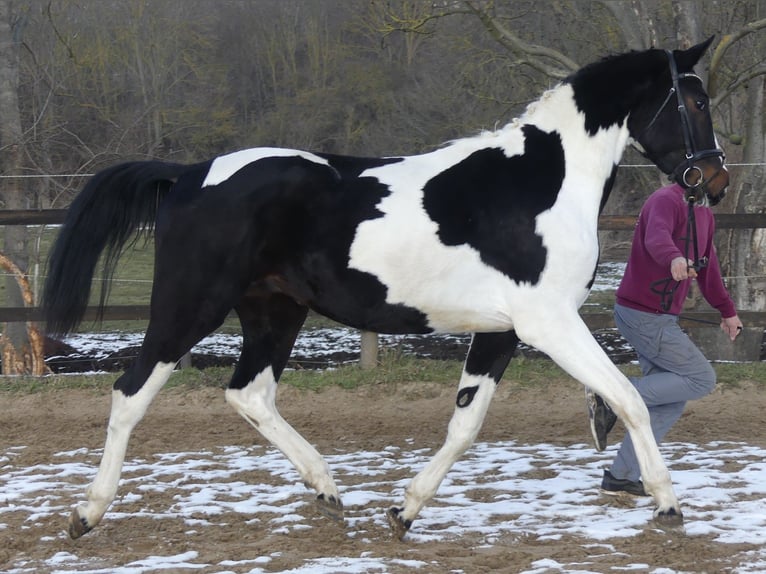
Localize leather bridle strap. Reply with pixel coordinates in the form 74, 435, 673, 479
664, 49, 725, 197
634, 51, 725, 197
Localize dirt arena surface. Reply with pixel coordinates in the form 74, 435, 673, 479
2, 375, 766, 573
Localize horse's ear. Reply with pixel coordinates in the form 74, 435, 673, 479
673, 36, 715, 72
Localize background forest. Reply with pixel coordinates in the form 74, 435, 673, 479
0, 0, 764, 371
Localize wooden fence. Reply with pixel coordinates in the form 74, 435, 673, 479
1, 209, 764, 228
0, 209, 764, 365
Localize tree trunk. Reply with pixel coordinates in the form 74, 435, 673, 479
0, 0, 34, 374
725, 76, 766, 313
672, 0, 701, 50
600, 0, 656, 50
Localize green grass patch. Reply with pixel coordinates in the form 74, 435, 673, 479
2, 356, 763, 395
712, 361, 766, 389
0, 372, 116, 394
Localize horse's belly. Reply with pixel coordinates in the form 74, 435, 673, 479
377, 260, 529, 333
419, 300, 514, 333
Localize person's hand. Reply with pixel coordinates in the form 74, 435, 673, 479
721, 315, 744, 341
670, 256, 697, 281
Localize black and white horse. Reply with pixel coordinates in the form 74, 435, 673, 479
44, 38, 728, 540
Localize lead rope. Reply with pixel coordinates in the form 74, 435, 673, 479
649, 198, 707, 312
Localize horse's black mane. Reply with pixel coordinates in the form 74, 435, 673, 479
565, 48, 668, 135
566, 47, 667, 84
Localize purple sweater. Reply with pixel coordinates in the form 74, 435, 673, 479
615, 183, 736, 318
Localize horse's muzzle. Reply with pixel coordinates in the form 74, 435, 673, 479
678, 156, 729, 206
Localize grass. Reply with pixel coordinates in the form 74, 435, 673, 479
1, 227, 155, 308
2, 355, 764, 395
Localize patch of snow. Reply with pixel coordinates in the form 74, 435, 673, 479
2, 439, 766, 573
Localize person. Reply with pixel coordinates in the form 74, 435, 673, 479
587, 181, 743, 496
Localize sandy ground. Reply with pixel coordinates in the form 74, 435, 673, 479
2, 375, 766, 573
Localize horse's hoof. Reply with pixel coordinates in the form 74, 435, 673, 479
653, 507, 684, 527
386, 506, 412, 540
68, 507, 93, 539
316, 493, 344, 523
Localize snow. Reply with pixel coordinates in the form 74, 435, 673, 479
2, 439, 766, 573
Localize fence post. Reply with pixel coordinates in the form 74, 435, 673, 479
178, 352, 192, 369
360, 331, 378, 369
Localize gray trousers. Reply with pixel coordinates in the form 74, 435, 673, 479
609, 303, 716, 481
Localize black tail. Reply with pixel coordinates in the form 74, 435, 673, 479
42, 160, 190, 335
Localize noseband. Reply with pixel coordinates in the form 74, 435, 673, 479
637, 50, 726, 203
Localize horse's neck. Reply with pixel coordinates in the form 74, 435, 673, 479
433, 82, 631, 210
498, 84, 630, 222
517, 83, 630, 169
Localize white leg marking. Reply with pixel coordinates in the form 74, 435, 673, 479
519, 311, 680, 516
399, 372, 497, 524
78, 362, 176, 529
225, 367, 339, 500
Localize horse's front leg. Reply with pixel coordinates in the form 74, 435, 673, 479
387, 330, 518, 539
518, 309, 683, 526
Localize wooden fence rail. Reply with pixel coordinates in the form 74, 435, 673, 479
597, 212, 766, 230
1, 305, 763, 331
2, 209, 766, 229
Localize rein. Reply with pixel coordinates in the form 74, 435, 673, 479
649, 197, 708, 312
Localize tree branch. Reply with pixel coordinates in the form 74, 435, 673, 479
463, 1, 578, 78
374, 0, 471, 37
712, 62, 766, 108
708, 17, 766, 99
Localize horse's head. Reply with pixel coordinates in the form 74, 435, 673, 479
630, 37, 729, 206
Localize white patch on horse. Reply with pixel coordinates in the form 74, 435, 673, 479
202, 147, 330, 188
532, 87, 630, 309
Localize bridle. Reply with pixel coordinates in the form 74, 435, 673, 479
638, 50, 725, 311
635, 50, 726, 205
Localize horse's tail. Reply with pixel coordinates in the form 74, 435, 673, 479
42, 160, 189, 336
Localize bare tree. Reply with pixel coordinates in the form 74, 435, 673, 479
708, 15, 766, 313
0, 0, 34, 374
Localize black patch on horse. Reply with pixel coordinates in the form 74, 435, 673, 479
422, 126, 565, 284
456, 386, 479, 408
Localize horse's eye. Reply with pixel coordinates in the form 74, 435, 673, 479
695, 99, 707, 111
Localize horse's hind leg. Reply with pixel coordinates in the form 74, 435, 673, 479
224, 294, 344, 520
69, 299, 233, 539
387, 330, 518, 539
69, 360, 176, 538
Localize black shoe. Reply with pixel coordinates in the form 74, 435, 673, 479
586, 389, 617, 452
600, 470, 649, 497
